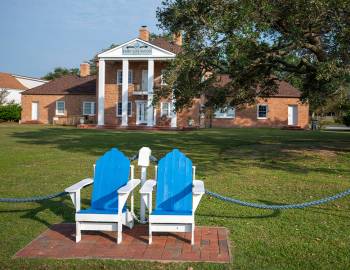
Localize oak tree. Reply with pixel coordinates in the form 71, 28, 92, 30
156, 0, 350, 111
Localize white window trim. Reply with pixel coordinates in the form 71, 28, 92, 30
257, 104, 268, 119
161, 102, 172, 117
83, 101, 96, 116
214, 107, 235, 119
55, 101, 65, 116
116, 102, 132, 117
117, 69, 133, 85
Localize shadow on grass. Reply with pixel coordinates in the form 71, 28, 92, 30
10, 126, 350, 177
0, 197, 90, 227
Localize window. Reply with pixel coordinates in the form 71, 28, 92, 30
83, 102, 96, 115
257, 104, 268, 119
161, 102, 172, 117
214, 107, 235, 118
117, 70, 133, 84
116, 102, 132, 116
56, 101, 65, 115
160, 69, 167, 85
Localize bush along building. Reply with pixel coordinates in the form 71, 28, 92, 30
21, 26, 309, 129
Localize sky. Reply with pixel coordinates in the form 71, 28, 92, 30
0, 0, 162, 78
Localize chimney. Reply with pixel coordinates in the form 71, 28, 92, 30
139, 25, 150, 41
80, 63, 90, 77
173, 32, 183, 46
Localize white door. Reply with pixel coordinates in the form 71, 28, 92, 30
31, 102, 38, 120
288, 105, 298, 126
136, 101, 147, 124
141, 70, 148, 91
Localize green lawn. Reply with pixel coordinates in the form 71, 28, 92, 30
0, 123, 350, 270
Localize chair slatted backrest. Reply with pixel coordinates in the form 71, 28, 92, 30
91, 148, 130, 210
156, 149, 193, 213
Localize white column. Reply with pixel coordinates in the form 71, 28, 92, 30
171, 91, 177, 128
97, 59, 105, 126
147, 59, 154, 127
122, 59, 129, 126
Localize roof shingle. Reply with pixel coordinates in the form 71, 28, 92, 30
215, 74, 301, 98
22, 75, 96, 95
149, 38, 183, 54
0, 72, 28, 90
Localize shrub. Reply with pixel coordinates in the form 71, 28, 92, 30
342, 111, 350, 126
0, 104, 22, 122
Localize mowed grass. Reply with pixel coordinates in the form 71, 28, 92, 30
0, 123, 350, 270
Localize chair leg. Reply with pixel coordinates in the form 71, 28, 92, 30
191, 222, 195, 245
149, 223, 152, 244
117, 221, 122, 244
76, 222, 81, 243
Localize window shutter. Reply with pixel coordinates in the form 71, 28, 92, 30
127, 102, 132, 116
128, 70, 133, 84
117, 70, 122, 84
116, 102, 122, 116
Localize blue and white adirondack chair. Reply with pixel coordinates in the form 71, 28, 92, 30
140, 149, 205, 245
65, 148, 140, 244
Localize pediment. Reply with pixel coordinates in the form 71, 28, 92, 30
98, 38, 176, 59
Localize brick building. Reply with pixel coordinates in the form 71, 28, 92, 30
21, 26, 309, 129
21, 74, 96, 125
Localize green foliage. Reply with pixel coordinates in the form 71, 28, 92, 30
0, 104, 22, 121
342, 111, 350, 126
42, 67, 79, 80
0, 89, 9, 105
314, 82, 350, 116
156, 0, 350, 111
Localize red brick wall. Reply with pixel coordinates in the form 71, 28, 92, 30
103, 61, 168, 126
207, 98, 309, 128
100, 61, 309, 129
21, 94, 96, 124
176, 98, 202, 128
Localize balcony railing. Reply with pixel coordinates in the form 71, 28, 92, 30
133, 84, 148, 95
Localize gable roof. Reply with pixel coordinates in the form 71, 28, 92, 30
149, 38, 183, 54
216, 74, 301, 98
0, 72, 28, 90
22, 75, 96, 95
12, 74, 48, 83
98, 38, 176, 59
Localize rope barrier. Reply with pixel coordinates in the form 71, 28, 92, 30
0, 191, 68, 203
130, 154, 158, 162
1, 153, 349, 209
205, 189, 350, 209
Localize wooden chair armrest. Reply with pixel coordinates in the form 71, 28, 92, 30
65, 178, 93, 193
118, 179, 141, 194
140, 179, 157, 195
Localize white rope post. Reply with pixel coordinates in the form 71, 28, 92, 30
138, 147, 151, 223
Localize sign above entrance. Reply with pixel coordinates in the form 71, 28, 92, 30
122, 41, 152, 55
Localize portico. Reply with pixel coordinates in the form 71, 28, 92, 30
97, 34, 177, 128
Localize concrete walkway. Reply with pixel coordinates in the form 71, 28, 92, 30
323, 125, 350, 131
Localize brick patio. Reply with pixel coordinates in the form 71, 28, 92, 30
15, 223, 231, 263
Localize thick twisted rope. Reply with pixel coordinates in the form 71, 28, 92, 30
1, 152, 349, 209
130, 154, 158, 162
0, 191, 68, 203
205, 188, 350, 209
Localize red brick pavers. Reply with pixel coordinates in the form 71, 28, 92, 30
15, 223, 231, 263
